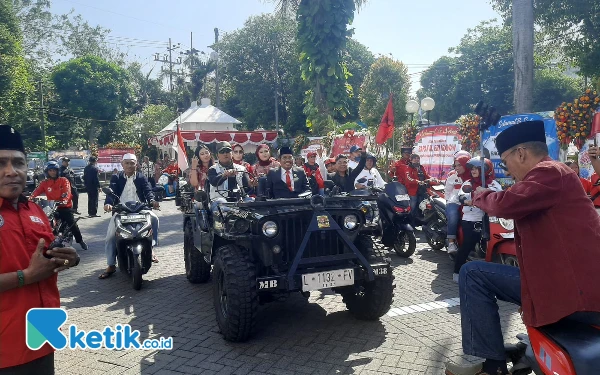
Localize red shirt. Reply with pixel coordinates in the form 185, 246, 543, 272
30, 177, 72, 209
392, 159, 410, 184
473, 157, 600, 327
163, 164, 179, 175
403, 164, 431, 196
579, 176, 592, 194
0, 197, 58, 368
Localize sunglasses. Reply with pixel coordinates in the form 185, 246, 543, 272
218, 149, 232, 154
499, 147, 525, 171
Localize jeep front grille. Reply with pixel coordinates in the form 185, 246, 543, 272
278, 213, 349, 264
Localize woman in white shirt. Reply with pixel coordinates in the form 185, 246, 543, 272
444, 153, 472, 255
453, 158, 501, 282
354, 154, 386, 189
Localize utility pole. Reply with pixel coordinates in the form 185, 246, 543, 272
214, 28, 220, 108
35, 81, 48, 159
275, 92, 279, 133
154, 38, 181, 92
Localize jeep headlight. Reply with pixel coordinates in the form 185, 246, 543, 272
499, 218, 514, 231
344, 215, 358, 230
262, 221, 278, 237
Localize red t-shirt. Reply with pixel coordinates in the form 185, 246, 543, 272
30, 177, 72, 209
163, 164, 179, 175
0, 197, 58, 368
579, 176, 592, 195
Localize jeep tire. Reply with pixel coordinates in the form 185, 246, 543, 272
213, 244, 258, 342
184, 220, 210, 283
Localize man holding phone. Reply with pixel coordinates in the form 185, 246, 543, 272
0, 125, 80, 374
207, 142, 252, 209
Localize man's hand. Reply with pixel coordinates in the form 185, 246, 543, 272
589, 146, 599, 159
23, 239, 59, 284
317, 146, 324, 158
355, 183, 366, 189
46, 246, 79, 272
225, 169, 236, 177
464, 200, 473, 206
104, 204, 112, 212
475, 186, 491, 194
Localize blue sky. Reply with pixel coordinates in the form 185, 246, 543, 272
50, 0, 500, 95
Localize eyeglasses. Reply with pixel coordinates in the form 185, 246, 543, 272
218, 149, 232, 154
499, 147, 524, 171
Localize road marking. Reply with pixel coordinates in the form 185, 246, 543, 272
386, 297, 460, 317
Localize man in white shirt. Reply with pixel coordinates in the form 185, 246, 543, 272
354, 154, 386, 189
99, 154, 160, 279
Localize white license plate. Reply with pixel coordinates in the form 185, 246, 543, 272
500, 232, 514, 239
301, 268, 354, 291
395, 194, 410, 201
122, 214, 146, 222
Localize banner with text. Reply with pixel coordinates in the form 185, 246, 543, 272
414, 125, 462, 178
97, 148, 135, 172
329, 132, 368, 157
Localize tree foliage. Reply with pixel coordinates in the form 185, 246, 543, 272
418, 21, 582, 122
50, 55, 132, 144
490, 0, 600, 80
0, 0, 34, 126
358, 56, 410, 129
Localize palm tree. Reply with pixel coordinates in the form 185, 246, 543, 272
512, 0, 534, 113
267, 0, 368, 17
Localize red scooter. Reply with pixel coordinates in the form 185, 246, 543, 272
505, 313, 600, 374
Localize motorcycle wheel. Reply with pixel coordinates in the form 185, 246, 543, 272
393, 231, 417, 258
426, 223, 445, 251
117, 249, 129, 274
132, 253, 143, 290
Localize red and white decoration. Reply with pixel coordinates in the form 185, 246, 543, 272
148, 130, 278, 147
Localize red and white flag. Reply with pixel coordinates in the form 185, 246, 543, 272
172, 123, 189, 172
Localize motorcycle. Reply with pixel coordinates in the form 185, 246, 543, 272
103, 187, 155, 290
412, 183, 448, 251
375, 181, 417, 258
505, 315, 600, 375
34, 198, 79, 256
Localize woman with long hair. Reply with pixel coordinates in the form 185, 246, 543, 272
453, 158, 501, 283
445, 152, 472, 255
231, 143, 252, 172
190, 145, 214, 191
252, 144, 280, 178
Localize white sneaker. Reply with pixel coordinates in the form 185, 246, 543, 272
453, 273, 459, 283
447, 242, 458, 255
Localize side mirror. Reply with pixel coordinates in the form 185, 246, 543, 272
102, 187, 113, 196
194, 190, 208, 203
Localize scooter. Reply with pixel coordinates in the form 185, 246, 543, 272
103, 187, 155, 290
413, 183, 448, 251
505, 314, 600, 374
375, 181, 417, 258
35, 198, 77, 251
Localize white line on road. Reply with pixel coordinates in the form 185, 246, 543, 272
386, 297, 460, 317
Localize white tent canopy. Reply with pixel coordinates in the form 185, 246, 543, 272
157, 98, 241, 135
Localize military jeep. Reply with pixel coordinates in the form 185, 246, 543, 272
182, 187, 394, 342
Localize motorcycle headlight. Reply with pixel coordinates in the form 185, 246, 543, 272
344, 215, 358, 230
117, 228, 133, 239
499, 218, 514, 231
262, 221, 278, 238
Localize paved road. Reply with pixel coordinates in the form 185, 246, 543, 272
55, 193, 524, 375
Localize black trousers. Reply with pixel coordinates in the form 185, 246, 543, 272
87, 187, 99, 216
148, 176, 156, 188
454, 220, 481, 273
0, 353, 54, 375
71, 187, 79, 212
56, 208, 83, 244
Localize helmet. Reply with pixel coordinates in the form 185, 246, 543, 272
44, 161, 60, 175
466, 157, 490, 172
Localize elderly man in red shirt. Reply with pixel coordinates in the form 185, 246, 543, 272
445, 120, 600, 375
0, 125, 80, 374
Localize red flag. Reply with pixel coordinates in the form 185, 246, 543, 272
375, 94, 395, 145
172, 123, 189, 172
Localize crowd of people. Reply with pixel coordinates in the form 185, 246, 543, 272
2, 120, 600, 375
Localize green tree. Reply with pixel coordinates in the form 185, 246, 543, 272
0, 0, 34, 128
358, 56, 410, 129
490, 0, 600, 80
50, 55, 132, 145
118, 104, 175, 151
532, 68, 581, 111
341, 38, 375, 122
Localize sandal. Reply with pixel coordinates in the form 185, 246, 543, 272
98, 268, 116, 279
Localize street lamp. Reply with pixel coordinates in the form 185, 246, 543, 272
421, 97, 435, 124
210, 51, 220, 108
405, 100, 419, 125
